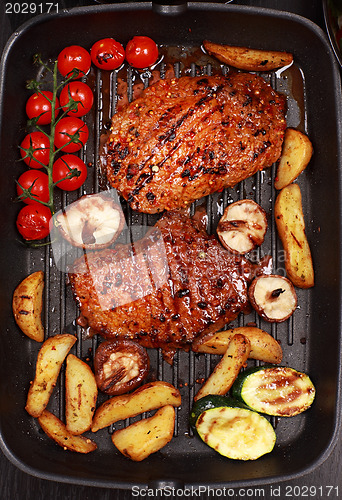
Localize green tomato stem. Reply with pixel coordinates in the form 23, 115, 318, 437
22, 57, 87, 219
46, 60, 59, 215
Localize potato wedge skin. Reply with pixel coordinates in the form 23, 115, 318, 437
204, 40, 293, 71
192, 326, 282, 364
91, 381, 181, 432
275, 128, 313, 190
12, 271, 45, 342
65, 354, 98, 435
111, 405, 175, 461
275, 183, 314, 288
25, 334, 77, 417
194, 334, 251, 401
38, 409, 97, 453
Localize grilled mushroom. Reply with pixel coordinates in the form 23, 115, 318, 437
94, 339, 150, 395
248, 274, 297, 322
56, 192, 125, 249
217, 199, 267, 254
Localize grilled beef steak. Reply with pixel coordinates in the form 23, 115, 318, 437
105, 73, 286, 214
69, 211, 252, 360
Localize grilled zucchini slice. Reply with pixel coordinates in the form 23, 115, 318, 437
196, 404, 276, 460
190, 395, 232, 430
231, 366, 315, 416
190, 395, 276, 460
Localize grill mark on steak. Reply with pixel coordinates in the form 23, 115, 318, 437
105, 74, 286, 213
68, 211, 253, 359
125, 89, 225, 196
136, 232, 179, 342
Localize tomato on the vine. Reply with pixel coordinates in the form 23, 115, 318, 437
16, 169, 50, 204
20, 131, 52, 169
54, 117, 89, 153
59, 81, 94, 117
16, 203, 52, 241
53, 154, 88, 191
57, 45, 91, 79
26, 91, 59, 125
90, 38, 125, 70
125, 36, 158, 69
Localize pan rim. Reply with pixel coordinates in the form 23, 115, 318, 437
1, 0, 342, 490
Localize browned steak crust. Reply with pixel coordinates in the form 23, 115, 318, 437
69, 211, 252, 355
105, 73, 286, 213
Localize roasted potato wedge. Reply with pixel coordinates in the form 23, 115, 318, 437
275, 128, 313, 190
203, 40, 293, 71
194, 334, 251, 401
192, 326, 282, 364
12, 271, 44, 342
275, 183, 314, 288
65, 354, 98, 435
92, 381, 181, 432
111, 405, 175, 462
25, 334, 77, 417
38, 409, 97, 453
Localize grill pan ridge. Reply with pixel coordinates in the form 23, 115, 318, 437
1, 1, 342, 490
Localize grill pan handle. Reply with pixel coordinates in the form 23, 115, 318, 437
152, 0, 188, 15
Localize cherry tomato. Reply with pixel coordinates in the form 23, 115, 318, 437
53, 154, 88, 191
90, 38, 125, 70
16, 169, 50, 204
20, 132, 52, 169
26, 91, 59, 125
125, 36, 158, 69
57, 45, 91, 79
59, 82, 94, 117
16, 203, 52, 241
54, 117, 89, 153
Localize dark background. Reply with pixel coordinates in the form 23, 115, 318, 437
0, 1, 341, 499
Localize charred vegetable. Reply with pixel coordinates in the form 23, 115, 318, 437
194, 334, 250, 401
191, 395, 276, 460
25, 334, 76, 417
217, 199, 267, 254
55, 192, 125, 249
231, 366, 316, 416
203, 40, 293, 71
111, 405, 175, 462
274, 183, 314, 288
38, 409, 97, 454
12, 271, 45, 342
92, 381, 181, 432
190, 394, 231, 430
274, 128, 313, 190
65, 354, 98, 435
248, 274, 297, 322
192, 326, 283, 364
94, 339, 150, 395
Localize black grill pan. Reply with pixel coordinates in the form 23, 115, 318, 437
1, 1, 342, 490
